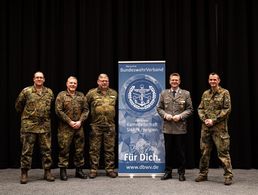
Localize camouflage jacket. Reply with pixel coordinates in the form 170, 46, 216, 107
15, 85, 54, 133
198, 86, 231, 130
85, 87, 117, 127
55, 91, 89, 129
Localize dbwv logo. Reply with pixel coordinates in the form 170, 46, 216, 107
125, 79, 158, 112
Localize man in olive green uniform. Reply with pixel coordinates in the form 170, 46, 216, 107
86, 73, 117, 178
15, 71, 55, 184
55, 76, 89, 180
195, 73, 233, 185
157, 73, 193, 181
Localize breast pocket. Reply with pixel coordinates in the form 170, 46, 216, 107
93, 97, 103, 107
44, 99, 52, 110
25, 101, 36, 112
108, 96, 116, 106
164, 98, 172, 109
214, 97, 223, 109
203, 98, 210, 108
63, 99, 72, 110
175, 99, 186, 111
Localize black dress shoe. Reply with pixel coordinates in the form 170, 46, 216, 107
161, 172, 172, 180
179, 174, 186, 181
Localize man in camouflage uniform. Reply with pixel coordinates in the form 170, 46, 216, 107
15, 71, 55, 184
195, 73, 233, 185
55, 76, 89, 180
85, 73, 118, 178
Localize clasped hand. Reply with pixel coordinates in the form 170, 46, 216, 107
164, 113, 181, 122
204, 119, 213, 127
69, 121, 82, 129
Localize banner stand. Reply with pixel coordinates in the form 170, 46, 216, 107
118, 61, 166, 177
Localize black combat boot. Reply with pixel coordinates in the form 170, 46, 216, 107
60, 168, 68, 181
20, 168, 28, 184
75, 167, 87, 179
44, 169, 55, 182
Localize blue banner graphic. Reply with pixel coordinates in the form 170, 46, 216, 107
118, 61, 165, 176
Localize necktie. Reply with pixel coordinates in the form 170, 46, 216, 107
172, 90, 176, 97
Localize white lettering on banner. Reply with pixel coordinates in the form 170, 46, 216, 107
140, 154, 161, 162
120, 67, 164, 73
124, 153, 161, 162
126, 165, 159, 170
124, 154, 137, 161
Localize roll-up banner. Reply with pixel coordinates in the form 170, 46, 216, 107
118, 61, 165, 177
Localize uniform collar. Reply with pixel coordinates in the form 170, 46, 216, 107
97, 87, 110, 94
65, 90, 77, 96
209, 86, 222, 95
170, 87, 179, 93
32, 85, 47, 94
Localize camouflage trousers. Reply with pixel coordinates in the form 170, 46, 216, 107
89, 126, 116, 172
58, 127, 85, 168
20, 132, 52, 169
198, 128, 233, 179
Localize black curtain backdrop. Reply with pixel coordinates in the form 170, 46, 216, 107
1, 0, 258, 169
